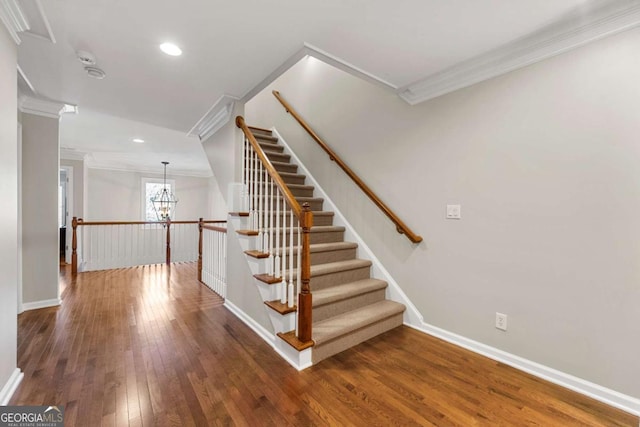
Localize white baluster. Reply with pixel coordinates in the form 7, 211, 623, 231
242, 138, 247, 212
288, 209, 295, 308
274, 181, 281, 278
264, 169, 271, 271
250, 148, 257, 230
280, 200, 287, 304
257, 160, 264, 252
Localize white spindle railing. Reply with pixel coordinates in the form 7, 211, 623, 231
242, 133, 301, 309
74, 220, 199, 272
200, 224, 227, 298
237, 117, 313, 345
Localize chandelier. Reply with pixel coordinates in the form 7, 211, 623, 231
151, 161, 178, 221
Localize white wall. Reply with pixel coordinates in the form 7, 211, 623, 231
201, 102, 245, 212
246, 28, 640, 399
0, 24, 20, 403
207, 176, 227, 220
21, 112, 59, 307
87, 168, 211, 221
199, 103, 276, 331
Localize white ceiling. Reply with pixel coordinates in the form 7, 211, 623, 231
10, 0, 638, 176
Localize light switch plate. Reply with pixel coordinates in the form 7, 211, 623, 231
446, 204, 461, 219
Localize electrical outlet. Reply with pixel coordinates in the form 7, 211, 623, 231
496, 312, 507, 331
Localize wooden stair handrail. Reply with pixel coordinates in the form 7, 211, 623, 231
74, 220, 207, 226
236, 116, 303, 218
272, 90, 423, 244
236, 115, 313, 344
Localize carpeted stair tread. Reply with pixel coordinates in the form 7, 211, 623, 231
314, 278, 387, 308
269, 225, 345, 234
283, 258, 371, 281
252, 134, 278, 143
271, 160, 296, 169
258, 141, 284, 152
255, 195, 323, 203
248, 126, 272, 135
275, 241, 357, 256
286, 183, 314, 192
264, 151, 291, 162
270, 210, 334, 218
311, 259, 371, 277
278, 171, 306, 180
312, 300, 405, 346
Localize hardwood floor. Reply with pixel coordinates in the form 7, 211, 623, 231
11, 263, 637, 426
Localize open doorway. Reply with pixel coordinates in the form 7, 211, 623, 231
59, 166, 73, 265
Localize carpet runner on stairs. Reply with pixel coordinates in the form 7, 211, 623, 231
247, 126, 406, 364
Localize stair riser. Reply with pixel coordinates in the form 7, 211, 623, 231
252, 198, 323, 211
289, 248, 356, 266
310, 266, 371, 291
262, 214, 333, 227
281, 175, 306, 185
257, 142, 283, 152
275, 163, 297, 173
248, 163, 297, 174
252, 184, 313, 198
289, 187, 314, 197
252, 132, 277, 140
264, 152, 291, 163
270, 229, 344, 246
313, 289, 386, 323
245, 145, 282, 159
311, 314, 404, 364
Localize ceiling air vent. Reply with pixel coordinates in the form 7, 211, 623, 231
85, 66, 106, 79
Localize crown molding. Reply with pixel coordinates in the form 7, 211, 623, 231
239, 43, 399, 106
399, 1, 640, 105
19, 95, 64, 119
17, 65, 36, 95
188, 94, 239, 141
0, 0, 29, 44
60, 148, 87, 161
85, 159, 212, 178
32, 0, 55, 43
303, 43, 398, 91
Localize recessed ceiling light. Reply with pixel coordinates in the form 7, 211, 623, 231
160, 43, 182, 56
133, 138, 145, 143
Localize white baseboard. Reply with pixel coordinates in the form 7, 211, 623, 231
408, 322, 640, 417
224, 300, 275, 346
0, 368, 23, 405
223, 299, 310, 370
21, 298, 61, 312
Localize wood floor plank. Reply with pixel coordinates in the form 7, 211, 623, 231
10, 262, 638, 426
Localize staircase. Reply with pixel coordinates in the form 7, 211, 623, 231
243, 126, 406, 365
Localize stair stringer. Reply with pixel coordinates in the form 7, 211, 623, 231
226, 214, 312, 370
271, 128, 424, 328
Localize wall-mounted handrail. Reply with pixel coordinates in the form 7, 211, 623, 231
236, 115, 313, 344
272, 90, 423, 244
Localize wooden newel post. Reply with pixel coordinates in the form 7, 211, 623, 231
197, 218, 203, 282
71, 217, 78, 276
165, 218, 171, 265
298, 203, 313, 343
